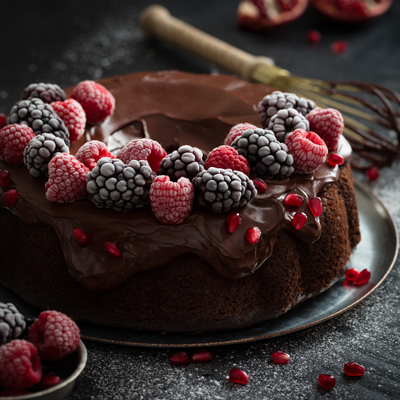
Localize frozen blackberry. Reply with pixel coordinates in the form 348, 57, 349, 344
22, 82, 67, 104
158, 145, 204, 181
268, 108, 309, 142
8, 99, 70, 146
258, 91, 316, 127
0, 302, 26, 345
231, 128, 294, 179
87, 157, 155, 210
193, 167, 257, 213
24, 133, 69, 178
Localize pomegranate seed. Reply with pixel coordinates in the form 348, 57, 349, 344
3, 189, 18, 207
39, 374, 62, 390
366, 167, 380, 181
0, 113, 6, 130
308, 197, 322, 217
355, 269, 371, 285
73, 228, 89, 246
229, 368, 249, 385
318, 374, 336, 390
284, 193, 303, 207
227, 212, 241, 233
331, 40, 348, 54
105, 241, 120, 258
191, 349, 213, 363
246, 227, 261, 243
170, 351, 190, 366
328, 153, 344, 166
307, 30, 321, 44
271, 350, 290, 364
345, 268, 359, 282
252, 178, 267, 194
344, 362, 365, 377
0, 170, 11, 187
292, 212, 307, 230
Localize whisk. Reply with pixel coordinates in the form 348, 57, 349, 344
140, 5, 400, 171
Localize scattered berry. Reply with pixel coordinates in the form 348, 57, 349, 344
24, 133, 69, 178
45, 153, 89, 203
308, 197, 323, 217
27, 310, 80, 361
0, 124, 35, 166
293, 212, 307, 230
307, 30, 321, 44
0, 113, 7, 129
306, 108, 344, 151
286, 129, 328, 174
71, 80, 115, 124
73, 228, 89, 246
268, 108, 310, 142
252, 178, 267, 194
271, 350, 290, 364
331, 40, 348, 54
227, 212, 241, 233
345, 268, 359, 282
51, 98, 86, 143
75, 140, 115, 170
158, 145, 204, 181
39, 374, 63, 390
205, 145, 250, 176
229, 368, 249, 385
118, 139, 167, 174
150, 175, 194, 224
328, 153, 344, 166
0, 340, 42, 389
232, 128, 294, 179
246, 226, 261, 243
284, 193, 303, 207
318, 374, 336, 390
87, 158, 154, 210
0, 303, 26, 345
0, 169, 11, 187
224, 123, 258, 146
193, 167, 257, 213
105, 242, 121, 258
355, 269, 371, 285
22, 82, 66, 104
191, 349, 213, 363
344, 362, 365, 377
3, 189, 18, 208
170, 351, 190, 366
366, 166, 380, 181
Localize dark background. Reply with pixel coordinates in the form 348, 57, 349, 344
1, 1, 400, 399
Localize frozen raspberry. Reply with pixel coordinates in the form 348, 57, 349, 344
0, 340, 42, 389
45, 153, 89, 203
150, 175, 194, 224
71, 80, 115, 124
286, 129, 328, 174
27, 310, 80, 361
51, 99, 86, 143
0, 113, 6, 129
118, 139, 167, 174
0, 124, 35, 166
22, 82, 66, 104
306, 108, 344, 151
75, 140, 115, 170
224, 123, 258, 146
205, 146, 251, 176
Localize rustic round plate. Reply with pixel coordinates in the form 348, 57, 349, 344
1, 179, 398, 348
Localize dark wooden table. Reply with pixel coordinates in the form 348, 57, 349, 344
1, 1, 400, 398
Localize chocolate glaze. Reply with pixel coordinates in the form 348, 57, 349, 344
0, 71, 352, 292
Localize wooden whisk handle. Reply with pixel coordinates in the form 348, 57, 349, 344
139, 5, 274, 80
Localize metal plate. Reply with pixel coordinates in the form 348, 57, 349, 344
1, 179, 398, 348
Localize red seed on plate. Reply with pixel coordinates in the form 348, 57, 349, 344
307, 30, 321, 44
3, 189, 18, 207
344, 362, 365, 377
170, 351, 190, 366
227, 212, 241, 233
328, 153, 344, 166
191, 349, 213, 363
331, 40, 348, 54
252, 178, 267, 194
366, 167, 380, 181
318, 374, 336, 390
292, 212, 307, 230
105, 241, 120, 258
355, 269, 371, 285
271, 350, 290, 364
246, 227, 261, 243
284, 193, 303, 207
345, 268, 359, 282
229, 368, 249, 385
73, 228, 89, 246
39, 374, 62, 390
308, 197, 322, 217
0, 170, 10, 187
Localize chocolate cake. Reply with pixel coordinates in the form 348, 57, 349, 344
0, 71, 360, 332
